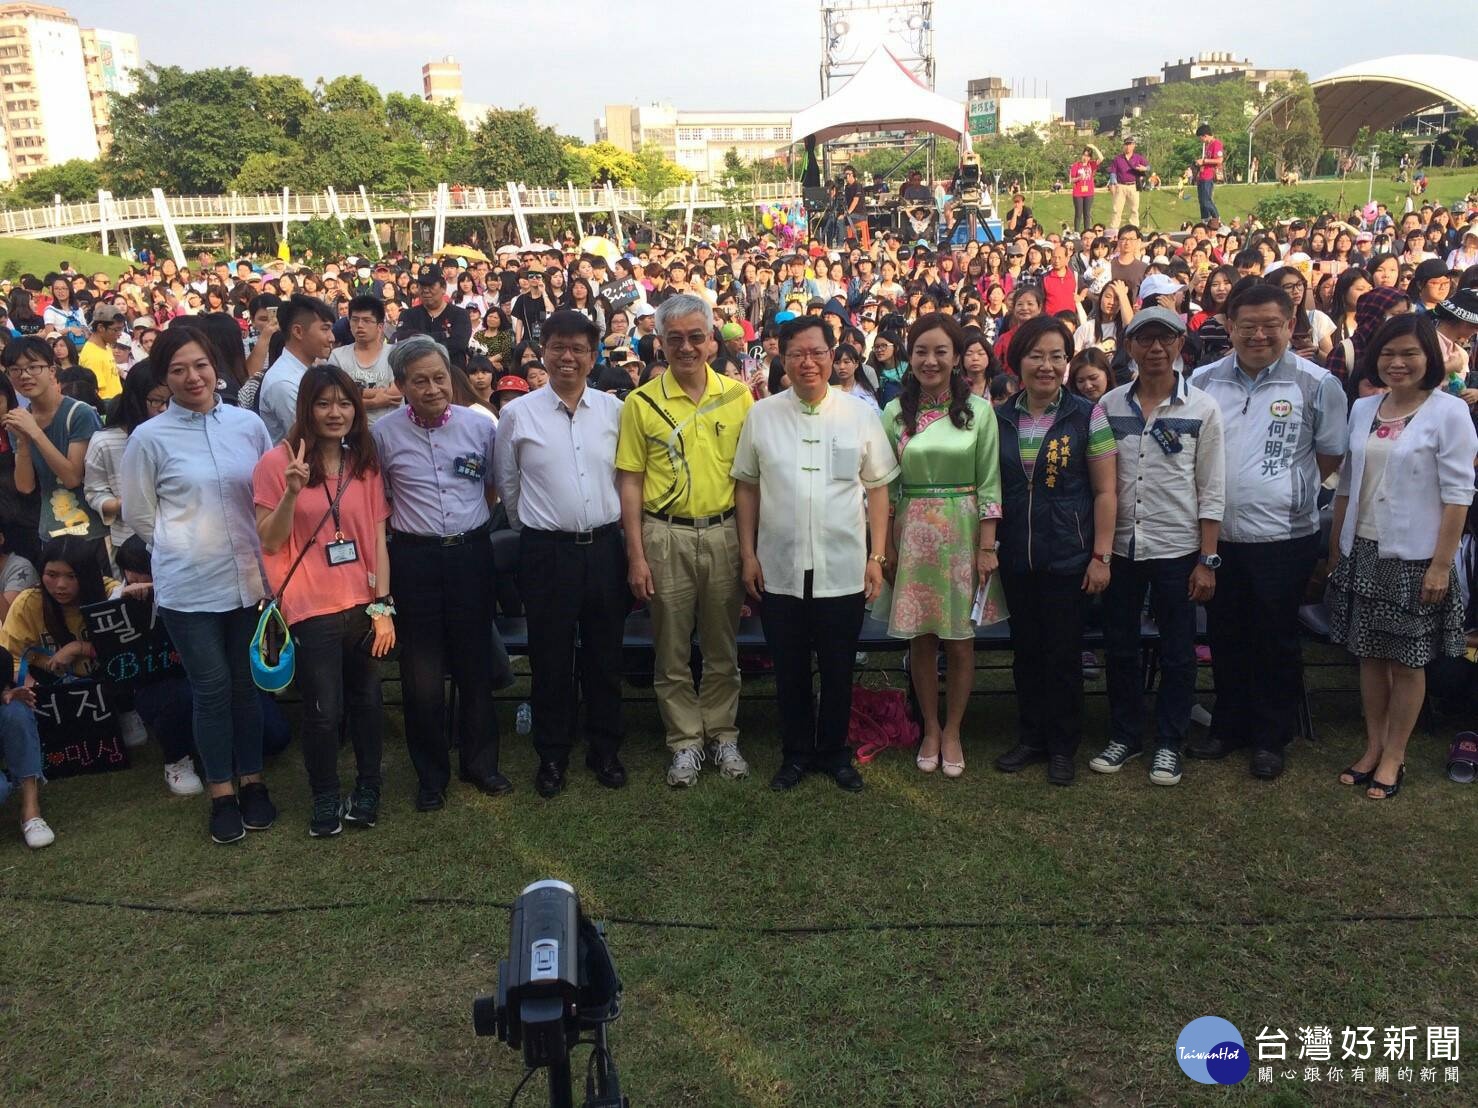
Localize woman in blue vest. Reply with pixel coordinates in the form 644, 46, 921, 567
991, 316, 1119, 785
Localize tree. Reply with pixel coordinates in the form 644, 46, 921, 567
1135, 79, 1254, 180
229, 151, 313, 194
105, 65, 288, 194
316, 74, 382, 115
461, 108, 567, 185
1252, 77, 1322, 179
288, 216, 374, 260
565, 141, 641, 187
632, 144, 687, 219
385, 92, 469, 178
4, 159, 103, 205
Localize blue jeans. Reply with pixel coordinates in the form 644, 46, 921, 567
1103, 553, 1198, 752
159, 606, 263, 786
1197, 177, 1218, 220
0, 699, 44, 808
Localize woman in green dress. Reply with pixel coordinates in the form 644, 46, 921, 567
881, 313, 1002, 778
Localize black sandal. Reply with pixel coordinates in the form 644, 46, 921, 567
1366, 764, 1405, 800
1339, 765, 1374, 786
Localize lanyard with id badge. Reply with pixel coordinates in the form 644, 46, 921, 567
322, 472, 358, 567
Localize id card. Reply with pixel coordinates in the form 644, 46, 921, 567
326, 538, 359, 566
1149, 421, 1182, 455
453, 453, 485, 480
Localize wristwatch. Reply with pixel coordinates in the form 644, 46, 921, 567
1093, 552, 1112, 566
869, 553, 888, 566
1198, 553, 1222, 570
980, 540, 1001, 553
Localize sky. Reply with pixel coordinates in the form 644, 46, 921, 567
67, 0, 1382, 137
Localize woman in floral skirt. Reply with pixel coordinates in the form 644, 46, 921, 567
1328, 314, 1477, 800
880, 313, 1001, 778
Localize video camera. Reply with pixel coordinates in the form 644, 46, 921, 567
474, 880, 627, 1108
956, 151, 984, 209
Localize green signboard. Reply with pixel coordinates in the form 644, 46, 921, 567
968, 97, 998, 138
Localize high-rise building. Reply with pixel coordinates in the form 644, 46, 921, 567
0, 2, 100, 179
79, 26, 139, 152
597, 103, 793, 180
421, 55, 489, 130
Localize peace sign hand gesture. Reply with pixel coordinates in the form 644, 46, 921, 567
284, 440, 310, 497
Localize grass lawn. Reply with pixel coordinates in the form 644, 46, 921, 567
0, 235, 133, 282
3, 649, 1474, 1106
1015, 168, 1478, 239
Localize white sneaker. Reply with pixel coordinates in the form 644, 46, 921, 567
666, 746, 704, 788
164, 757, 204, 796
22, 817, 54, 849
119, 709, 149, 748
711, 741, 749, 780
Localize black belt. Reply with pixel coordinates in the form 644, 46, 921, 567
644, 507, 735, 528
523, 521, 620, 546
391, 522, 491, 547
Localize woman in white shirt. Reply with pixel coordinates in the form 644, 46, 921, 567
1327, 314, 1478, 800
830, 342, 880, 414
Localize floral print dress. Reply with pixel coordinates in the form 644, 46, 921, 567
878, 393, 1003, 640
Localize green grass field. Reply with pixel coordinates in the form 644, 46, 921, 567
4, 651, 1474, 1106
0, 236, 133, 282
1015, 168, 1478, 238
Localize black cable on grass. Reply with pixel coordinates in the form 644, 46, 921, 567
4, 892, 1475, 933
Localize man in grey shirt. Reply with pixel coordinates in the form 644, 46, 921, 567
327, 296, 400, 425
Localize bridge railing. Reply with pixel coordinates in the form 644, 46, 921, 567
0, 180, 805, 238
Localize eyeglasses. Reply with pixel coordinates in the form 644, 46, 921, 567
543, 344, 591, 358
785, 349, 832, 364
1022, 352, 1070, 367
1130, 330, 1181, 348
6, 364, 48, 379
1232, 322, 1286, 337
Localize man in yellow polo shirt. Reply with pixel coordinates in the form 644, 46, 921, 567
617, 292, 754, 787
77, 304, 125, 400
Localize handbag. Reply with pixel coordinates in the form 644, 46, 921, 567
848, 684, 920, 764
249, 468, 354, 691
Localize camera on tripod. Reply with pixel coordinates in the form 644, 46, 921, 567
956, 151, 984, 210
473, 880, 628, 1108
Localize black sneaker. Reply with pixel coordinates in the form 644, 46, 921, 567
342, 783, 380, 828
238, 781, 277, 831
210, 796, 246, 845
308, 793, 342, 838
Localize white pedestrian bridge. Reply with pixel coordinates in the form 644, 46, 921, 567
0, 180, 806, 263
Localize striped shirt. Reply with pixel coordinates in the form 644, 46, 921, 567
1014, 392, 1117, 479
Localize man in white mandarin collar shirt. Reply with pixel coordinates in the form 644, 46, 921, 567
732, 316, 898, 793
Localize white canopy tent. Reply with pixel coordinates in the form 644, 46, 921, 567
790, 47, 969, 146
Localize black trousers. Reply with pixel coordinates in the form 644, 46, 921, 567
1072, 195, 1093, 232
760, 575, 865, 771
291, 605, 383, 797
517, 527, 630, 765
390, 537, 499, 792
1205, 534, 1319, 751
999, 567, 1086, 756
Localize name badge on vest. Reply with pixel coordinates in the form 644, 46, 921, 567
453, 453, 485, 480
325, 537, 359, 566
1149, 420, 1182, 455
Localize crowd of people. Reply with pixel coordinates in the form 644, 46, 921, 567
2, 165, 1477, 850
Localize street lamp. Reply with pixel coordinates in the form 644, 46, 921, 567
1367, 146, 1378, 204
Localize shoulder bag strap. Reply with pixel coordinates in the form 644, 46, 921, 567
271, 468, 354, 601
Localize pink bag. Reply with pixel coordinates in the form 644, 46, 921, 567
848, 685, 921, 764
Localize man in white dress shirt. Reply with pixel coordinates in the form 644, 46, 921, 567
732, 315, 898, 792
493, 310, 630, 799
